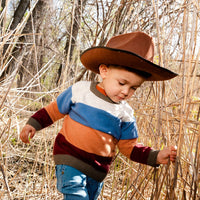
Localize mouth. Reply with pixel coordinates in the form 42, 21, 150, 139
117, 96, 125, 101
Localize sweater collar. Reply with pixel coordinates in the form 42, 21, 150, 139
90, 82, 117, 104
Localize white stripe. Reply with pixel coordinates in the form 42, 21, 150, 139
71, 81, 134, 122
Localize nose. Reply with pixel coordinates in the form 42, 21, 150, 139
121, 87, 129, 96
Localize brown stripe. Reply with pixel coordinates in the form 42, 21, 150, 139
26, 117, 42, 131
147, 150, 160, 167
54, 154, 107, 182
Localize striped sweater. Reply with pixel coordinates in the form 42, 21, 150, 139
27, 81, 159, 182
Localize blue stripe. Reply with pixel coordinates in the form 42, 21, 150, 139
70, 103, 121, 139
121, 119, 138, 139
57, 86, 73, 114
69, 103, 137, 140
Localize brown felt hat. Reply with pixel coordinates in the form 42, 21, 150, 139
80, 31, 178, 81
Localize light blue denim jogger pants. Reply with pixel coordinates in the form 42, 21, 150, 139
56, 165, 103, 200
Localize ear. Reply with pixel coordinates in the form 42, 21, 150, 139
99, 64, 109, 79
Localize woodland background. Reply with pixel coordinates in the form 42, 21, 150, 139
0, 0, 199, 199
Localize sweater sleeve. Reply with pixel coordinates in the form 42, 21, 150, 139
26, 100, 65, 131
118, 141, 159, 167
130, 144, 160, 167
26, 85, 74, 130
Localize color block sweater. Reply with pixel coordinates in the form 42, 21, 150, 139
27, 81, 159, 182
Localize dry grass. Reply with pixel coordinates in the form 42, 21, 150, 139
0, 1, 200, 199
0, 64, 199, 199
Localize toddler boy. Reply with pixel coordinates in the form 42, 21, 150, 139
20, 31, 177, 200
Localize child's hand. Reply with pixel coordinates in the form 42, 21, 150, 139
20, 124, 36, 144
156, 146, 177, 164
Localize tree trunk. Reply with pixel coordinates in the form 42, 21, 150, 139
17, 0, 46, 89
1, 0, 6, 10
3, 0, 30, 54
10, 0, 30, 30
1, 0, 30, 81
56, 0, 87, 85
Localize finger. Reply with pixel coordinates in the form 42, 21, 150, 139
170, 157, 176, 162
170, 153, 177, 162
22, 135, 30, 143
170, 147, 177, 158
171, 146, 177, 152
20, 131, 30, 144
29, 130, 35, 139
20, 136, 29, 143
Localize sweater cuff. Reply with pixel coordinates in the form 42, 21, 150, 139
26, 117, 42, 131
147, 150, 160, 167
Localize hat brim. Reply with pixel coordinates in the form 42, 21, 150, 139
80, 47, 178, 81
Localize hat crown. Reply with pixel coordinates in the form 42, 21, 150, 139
106, 32, 154, 62
80, 31, 177, 81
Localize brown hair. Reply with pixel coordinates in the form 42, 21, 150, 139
108, 65, 152, 79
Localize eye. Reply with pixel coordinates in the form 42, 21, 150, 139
131, 86, 137, 91
119, 82, 125, 86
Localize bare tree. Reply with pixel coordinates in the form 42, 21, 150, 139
1, 0, 30, 80
57, 0, 88, 85
16, 0, 47, 89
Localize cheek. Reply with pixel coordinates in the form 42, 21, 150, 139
113, 84, 121, 93
128, 90, 135, 97
107, 85, 119, 96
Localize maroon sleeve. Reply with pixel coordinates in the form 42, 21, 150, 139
26, 108, 53, 131
130, 144, 152, 164
130, 144, 159, 167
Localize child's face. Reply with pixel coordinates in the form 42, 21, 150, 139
99, 65, 145, 103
